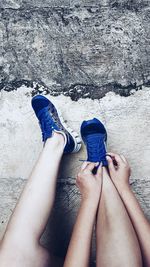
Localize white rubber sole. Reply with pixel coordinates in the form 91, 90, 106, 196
54, 107, 82, 153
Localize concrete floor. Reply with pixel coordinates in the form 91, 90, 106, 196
0, 86, 150, 262
0, 0, 150, 265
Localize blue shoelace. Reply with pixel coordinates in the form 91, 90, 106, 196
86, 134, 107, 163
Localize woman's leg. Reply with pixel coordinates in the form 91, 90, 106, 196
0, 132, 64, 267
96, 167, 142, 267
106, 152, 150, 267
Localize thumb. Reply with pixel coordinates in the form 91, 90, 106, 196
95, 163, 103, 179
86, 162, 99, 172
106, 155, 115, 174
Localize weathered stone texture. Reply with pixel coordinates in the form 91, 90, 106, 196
0, 0, 150, 99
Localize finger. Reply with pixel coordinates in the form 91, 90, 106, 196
80, 161, 90, 171
96, 163, 103, 178
107, 152, 117, 164
85, 162, 99, 172
107, 152, 121, 158
106, 155, 116, 172
107, 152, 123, 166
107, 152, 116, 157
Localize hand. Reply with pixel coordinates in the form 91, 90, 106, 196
76, 162, 103, 203
106, 152, 131, 193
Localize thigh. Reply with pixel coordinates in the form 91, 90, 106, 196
38, 248, 64, 267
0, 243, 50, 267
0, 243, 64, 267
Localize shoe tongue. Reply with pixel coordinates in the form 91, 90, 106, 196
87, 134, 107, 163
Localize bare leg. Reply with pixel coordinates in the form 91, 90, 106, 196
0, 132, 64, 267
106, 152, 150, 266
96, 167, 142, 267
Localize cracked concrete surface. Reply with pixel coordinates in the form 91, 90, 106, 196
0, 0, 150, 99
0, 86, 150, 263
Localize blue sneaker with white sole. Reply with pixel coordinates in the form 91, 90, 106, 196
32, 95, 81, 153
81, 118, 108, 166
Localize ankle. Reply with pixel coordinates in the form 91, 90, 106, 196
45, 132, 65, 150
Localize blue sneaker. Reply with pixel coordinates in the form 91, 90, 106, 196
80, 118, 108, 166
32, 95, 82, 153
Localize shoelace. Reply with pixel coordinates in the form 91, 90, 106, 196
38, 107, 53, 141
86, 135, 107, 163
